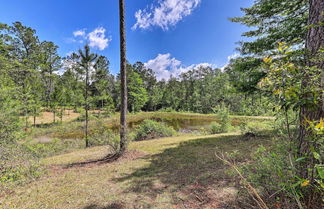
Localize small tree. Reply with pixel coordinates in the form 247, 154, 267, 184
76, 45, 98, 148
127, 64, 148, 112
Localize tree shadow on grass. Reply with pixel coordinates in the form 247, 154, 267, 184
113, 134, 271, 207
83, 202, 124, 209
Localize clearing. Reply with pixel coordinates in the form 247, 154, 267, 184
0, 129, 273, 208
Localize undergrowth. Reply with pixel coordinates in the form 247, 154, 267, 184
132, 119, 176, 141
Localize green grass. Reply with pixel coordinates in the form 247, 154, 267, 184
0, 131, 273, 209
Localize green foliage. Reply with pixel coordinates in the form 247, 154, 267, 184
158, 107, 176, 113
226, 57, 265, 94
239, 121, 273, 136
228, 0, 308, 95
242, 142, 300, 207
75, 112, 96, 122
209, 122, 222, 134
23, 138, 82, 158
88, 120, 119, 151
230, 0, 307, 55
212, 106, 231, 133
243, 136, 323, 208
127, 65, 148, 112
0, 144, 42, 184
133, 120, 176, 141
242, 43, 324, 207
0, 75, 22, 143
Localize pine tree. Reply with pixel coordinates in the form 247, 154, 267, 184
77, 45, 98, 148
119, 0, 128, 156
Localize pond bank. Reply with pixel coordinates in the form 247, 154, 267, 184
31, 112, 274, 140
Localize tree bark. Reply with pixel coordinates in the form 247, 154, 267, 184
298, 0, 324, 176
85, 63, 89, 148
119, 0, 128, 155
53, 109, 56, 123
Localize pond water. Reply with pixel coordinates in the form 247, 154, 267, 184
110, 117, 243, 132
49, 114, 247, 140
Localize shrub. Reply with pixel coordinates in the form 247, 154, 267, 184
0, 77, 42, 186
218, 109, 231, 132
209, 122, 222, 134
74, 107, 85, 114
241, 139, 323, 208
133, 119, 176, 141
0, 144, 42, 185
88, 120, 119, 152
240, 121, 274, 136
75, 112, 96, 121
209, 106, 232, 134
23, 138, 83, 158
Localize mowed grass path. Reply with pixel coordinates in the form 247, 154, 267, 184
0, 132, 272, 209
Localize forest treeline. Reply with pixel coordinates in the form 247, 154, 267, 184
0, 21, 270, 128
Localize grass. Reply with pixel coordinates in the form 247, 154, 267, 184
28, 110, 80, 125
0, 131, 273, 209
28, 110, 106, 125
29, 111, 274, 140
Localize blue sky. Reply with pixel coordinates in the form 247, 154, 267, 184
0, 0, 253, 80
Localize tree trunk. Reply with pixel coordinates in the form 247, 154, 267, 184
85, 64, 89, 148
53, 109, 56, 123
60, 107, 63, 123
25, 114, 28, 131
298, 0, 324, 177
119, 0, 128, 155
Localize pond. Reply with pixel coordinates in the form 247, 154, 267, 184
49, 114, 246, 140
110, 116, 243, 132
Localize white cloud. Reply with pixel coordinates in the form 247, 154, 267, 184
227, 53, 240, 61
144, 53, 214, 81
220, 52, 240, 71
71, 27, 111, 51
133, 0, 201, 30
73, 29, 86, 37
87, 27, 111, 50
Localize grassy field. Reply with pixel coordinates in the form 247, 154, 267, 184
0, 131, 273, 209
28, 110, 106, 125
1, 112, 275, 208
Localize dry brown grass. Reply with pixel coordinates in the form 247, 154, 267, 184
28, 110, 80, 125
28, 110, 106, 125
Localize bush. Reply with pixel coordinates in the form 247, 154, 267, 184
88, 120, 119, 151
240, 121, 275, 136
74, 107, 85, 114
209, 106, 232, 134
75, 112, 96, 121
133, 119, 176, 141
209, 122, 222, 134
0, 77, 42, 186
241, 139, 323, 208
23, 138, 83, 158
218, 109, 231, 132
0, 144, 42, 185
